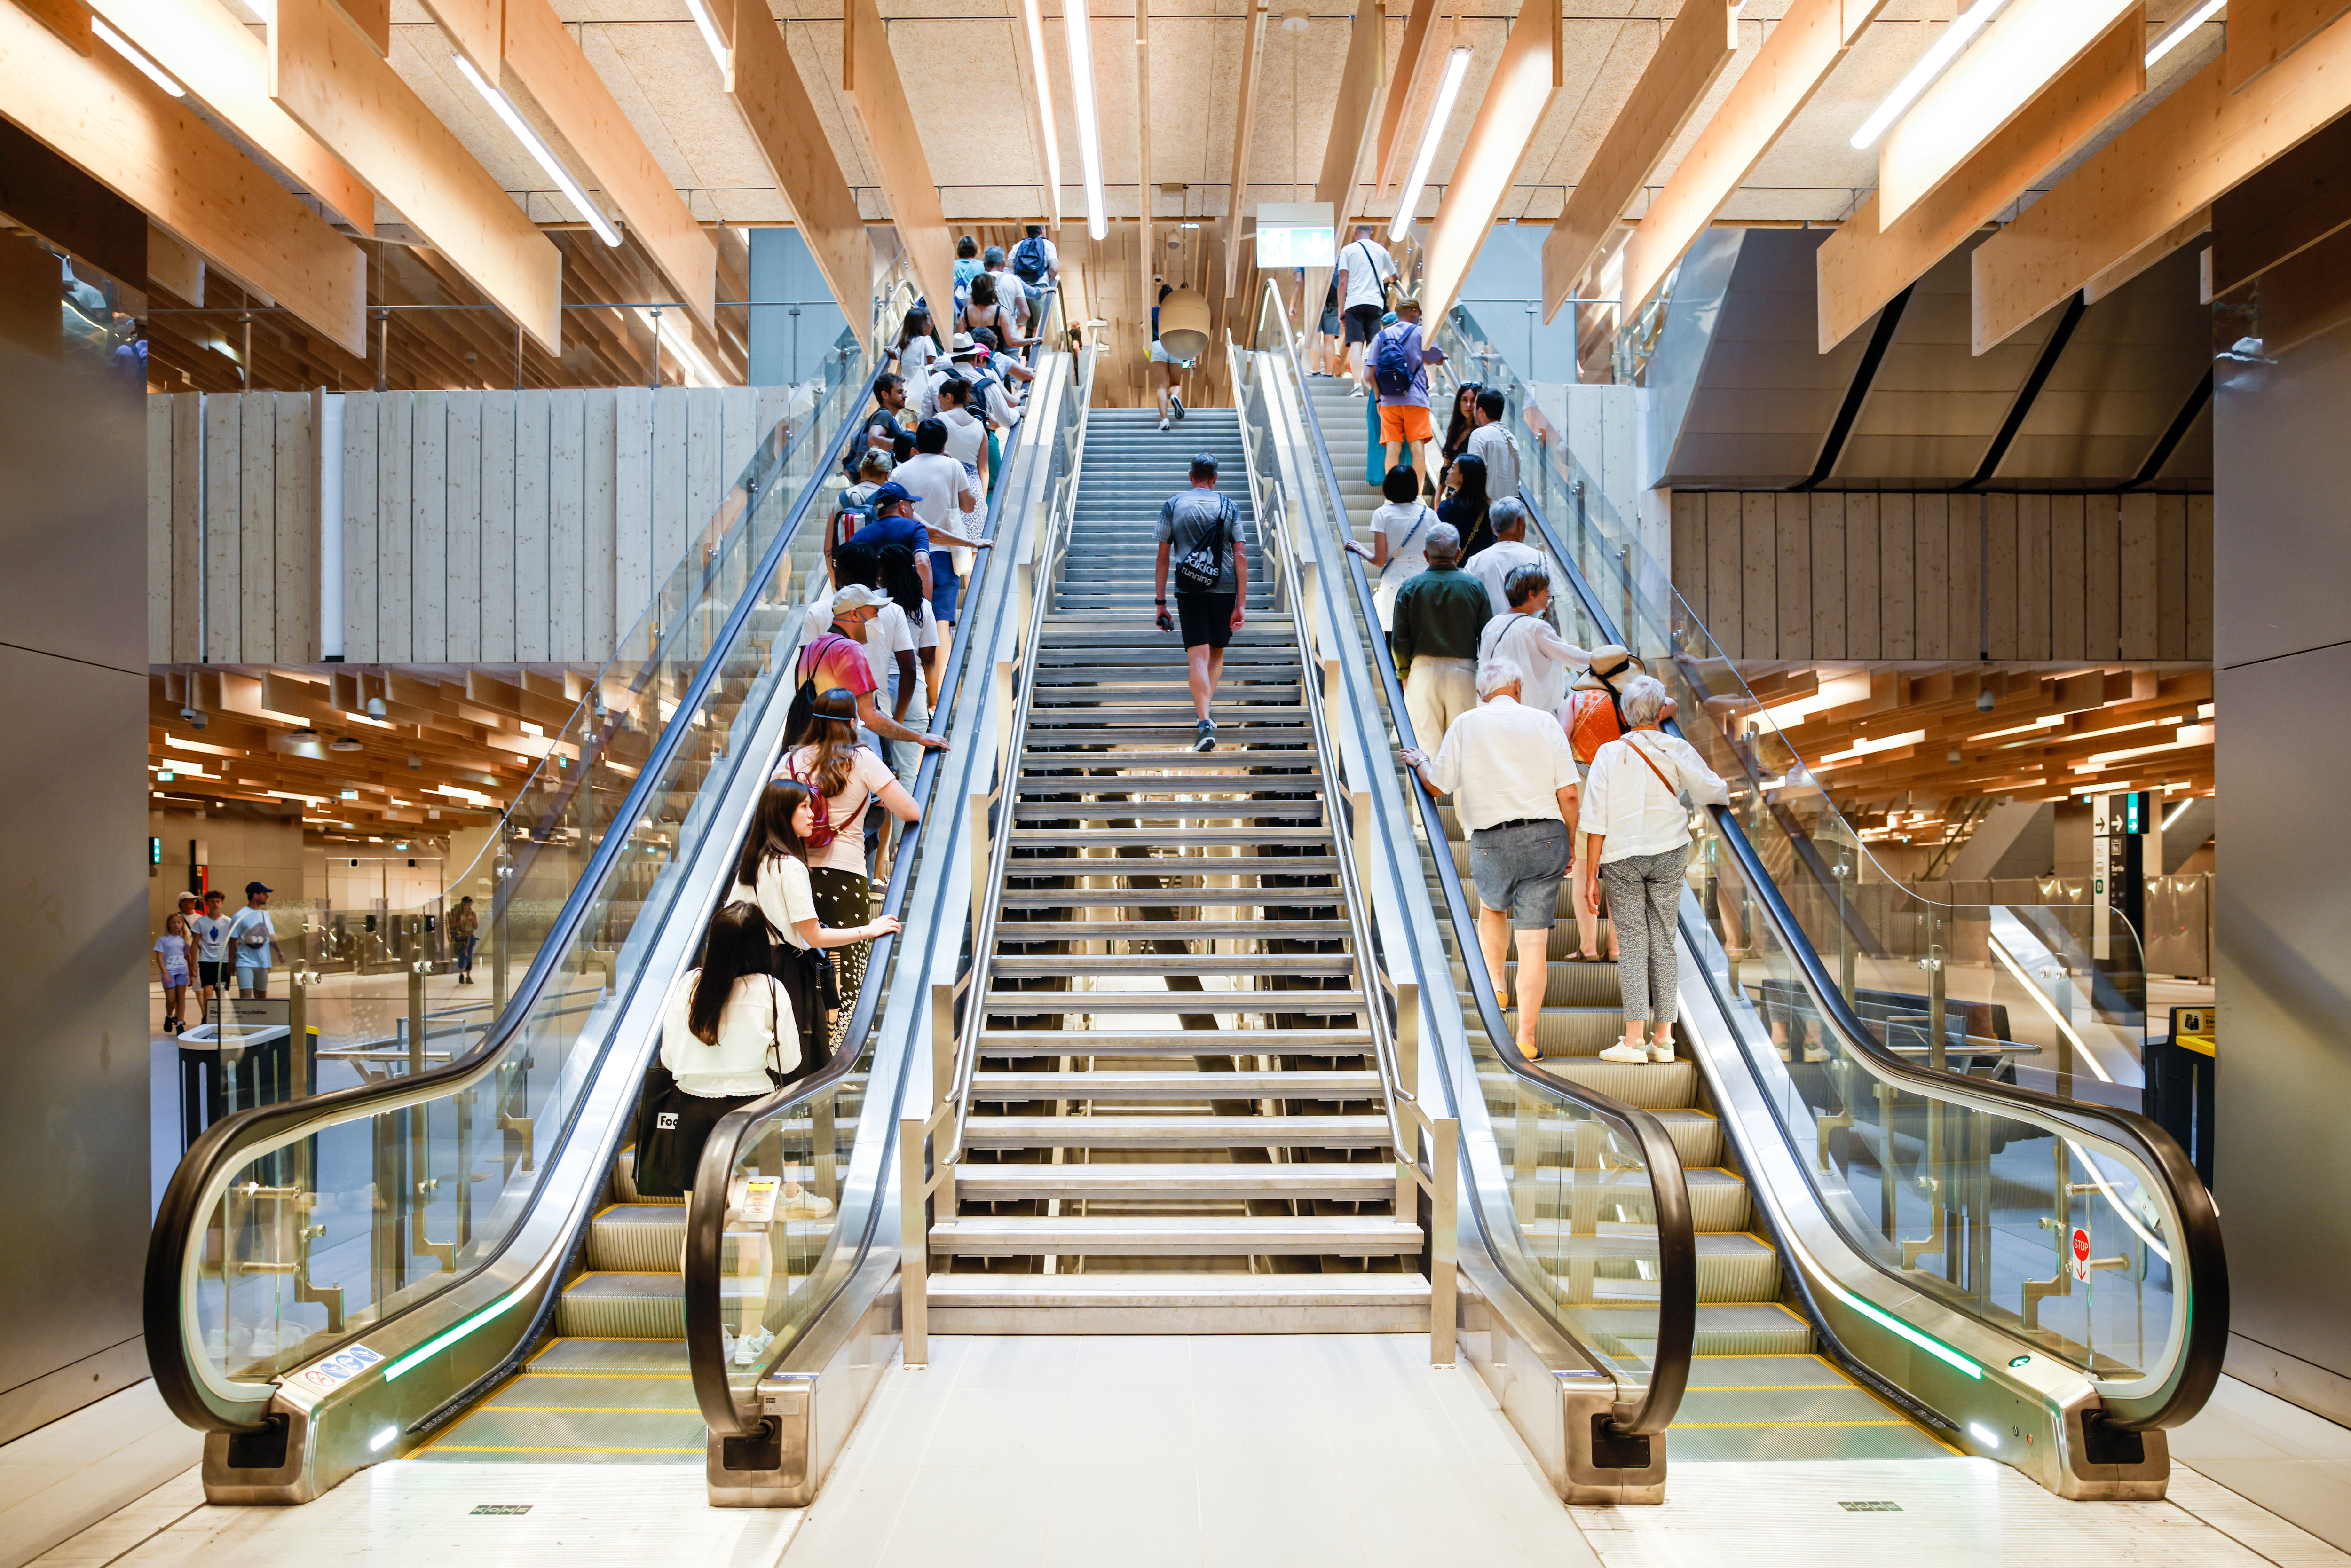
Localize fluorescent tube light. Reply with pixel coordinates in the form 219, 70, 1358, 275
1390, 47, 1472, 242
94, 16, 185, 96
1020, 0, 1063, 214
1063, 0, 1107, 240
681, 0, 729, 70
451, 53, 622, 247
1969, 1421, 2001, 1448
2146, 0, 2225, 66
1849, 0, 2010, 150
638, 307, 726, 387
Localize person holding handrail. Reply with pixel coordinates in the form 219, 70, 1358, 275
1578, 675, 1730, 1066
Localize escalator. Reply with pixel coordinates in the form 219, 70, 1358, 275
1249, 292, 2226, 1500
142, 316, 1060, 1502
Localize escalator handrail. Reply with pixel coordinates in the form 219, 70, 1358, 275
1253, 289, 1693, 1436
143, 360, 888, 1436
683, 335, 1070, 1439
1510, 481, 2227, 1431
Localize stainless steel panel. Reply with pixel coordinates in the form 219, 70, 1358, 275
2216, 323, 2351, 669
0, 337, 147, 675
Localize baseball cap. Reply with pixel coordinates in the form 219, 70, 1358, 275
245, 881, 272, 895
868, 481, 916, 511
829, 584, 891, 613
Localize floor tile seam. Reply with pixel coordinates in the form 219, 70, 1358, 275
2169, 1460, 2351, 1566
31, 1486, 212, 1568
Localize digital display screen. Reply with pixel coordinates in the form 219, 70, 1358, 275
1257, 224, 1335, 268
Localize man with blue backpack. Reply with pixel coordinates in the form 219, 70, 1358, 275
1370, 295, 1447, 497
1010, 224, 1057, 306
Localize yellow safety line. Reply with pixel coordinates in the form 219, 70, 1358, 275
426, 1444, 703, 1454
1689, 1383, 1854, 1391
518, 1370, 691, 1379
1675, 1420, 1915, 1428
473, 1405, 700, 1414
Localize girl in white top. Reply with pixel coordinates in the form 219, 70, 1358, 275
1344, 465, 1439, 627
1574, 675, 1731, 1065
662, 905, 794, 1099
893, 305, 940, 379
780, 690, 923, 1042
1474, 562, 1591, 721
153, 912, 192, 1034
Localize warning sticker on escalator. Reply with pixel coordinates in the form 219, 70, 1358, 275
2071, 1227, 2092, 1282
291, 1345, 383, 1395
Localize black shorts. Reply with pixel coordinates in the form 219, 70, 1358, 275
1176, 591, 1236, 650
198, 961, 229, 988
1343, 304, 1383, 345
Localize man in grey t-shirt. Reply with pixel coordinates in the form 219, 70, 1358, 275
1152, 453, 1248, 751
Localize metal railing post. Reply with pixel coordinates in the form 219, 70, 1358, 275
899, 1115, 928, 1366
1431, 1115, 1459, 1366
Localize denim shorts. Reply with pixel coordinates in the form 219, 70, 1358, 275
1467, 819, 1570, 931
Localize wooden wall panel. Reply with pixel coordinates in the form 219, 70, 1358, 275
444, 391, 482, 663
410, 392, 447, 659
2085, 494, 2120, 660
2118, 492, 2158, 657
342, 392, 378, 663
551, 391, 587, 662
1672, 491, 1705, 617
2186, 494, 2214, 661
1810, 493, 1846, 654
1950, 494, 1982, 662
1880, 494, 1915, 659
148, 401, 172, 663
2014, 493, 2049, 660
1914, 493, 1949, 659
273, 393, 314, 661
378, 394, 414, 662
2157, 492, 2190, 660
1984, 493, 2018, 660
1845, 494, 1881, 659
479, 391, 515, 663
651, 389, 687, 586
515, 392, 551, 663
1742, 494, 1776, 656
1775, 495, 1812, 660
614, 387, 651, 648
203, 395, 241, 663
238, 394, 275, 664
1706, 492, 1742, 657
170, 394, 202, 663
2048, 494, 2083, 661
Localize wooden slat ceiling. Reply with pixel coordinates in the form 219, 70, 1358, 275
152, 662, 630, 846
1719, 659, 2214, 851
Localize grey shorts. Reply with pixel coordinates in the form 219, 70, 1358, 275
1468, 819, 1570, 931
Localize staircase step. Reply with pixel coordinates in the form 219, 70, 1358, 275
970, 1069, 1381, 1099
994, 888, 1344, 909
978, 1029, 1372, 1055
1011, 827, 1334, 847
962, 1114, 1394, 1149
952, 1162, 1396, 1202
1017, 751, 1318, 771
930, 1215, 1424, 1256
982, 988, 1365, 1013
1013, 801, 1325, 821
923, 1270, 1433, 1334
990, 955, 1354, 977
987, 921, 1351, 943
1001, 855, 1339, 878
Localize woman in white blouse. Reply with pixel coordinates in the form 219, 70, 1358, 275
1575, 675, 1730, 1067
641, 905, 791, 1204
731, 778, 903, 1070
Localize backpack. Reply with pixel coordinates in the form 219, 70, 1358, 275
781, 754, 841, 850
784, 632, 860, 749
1173, 497, 1238, 593
1371, 325, 1418, 398
1012, 236, 1050, 286
1568, 687, 1625, 766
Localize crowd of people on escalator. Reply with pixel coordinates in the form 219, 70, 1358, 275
632, 243, 1061, 1221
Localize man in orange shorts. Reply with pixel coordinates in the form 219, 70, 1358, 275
1368, 296, 1448, 496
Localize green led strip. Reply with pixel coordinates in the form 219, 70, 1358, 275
381, 1292, 527, 1381
1838, 1288, 1985, 1380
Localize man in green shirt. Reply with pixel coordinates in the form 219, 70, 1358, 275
1389, 523, 1490, 748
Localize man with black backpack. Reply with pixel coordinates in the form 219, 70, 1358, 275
1010, 224, 1057, 305
1152, 453, 1247, 753
1371, 295, 1447, 497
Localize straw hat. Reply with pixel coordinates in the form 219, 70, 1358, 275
1570, 645, 1643, 693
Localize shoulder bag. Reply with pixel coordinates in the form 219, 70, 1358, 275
1173, 497, 1235, 593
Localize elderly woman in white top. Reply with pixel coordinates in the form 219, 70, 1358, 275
1576, 674, 1730, 1066
1474, 560, 1591, 724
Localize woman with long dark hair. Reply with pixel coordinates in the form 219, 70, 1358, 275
638, 904, 789, 1200
1439, 381, 1481, 477
894, 303, 940, 379
732, 779, 903, 1069
778, 688, 922, 1042
1439, 451, 1494, 560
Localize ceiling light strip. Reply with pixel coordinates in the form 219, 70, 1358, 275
451, 54, 622, 247
1063, 0, 1107, 239
1390, 47, 1472, 243
2146, 0, 2225, 66
1849, 0, 2011, 151
93, 16, 185, 96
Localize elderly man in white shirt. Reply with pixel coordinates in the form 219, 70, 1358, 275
1577, 673, 1731, 1065
1401, 656, 1580, 1062
1464, 498, 1550, 617
1464, 387, 1520, 502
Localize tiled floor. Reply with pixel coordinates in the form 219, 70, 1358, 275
31, 1358, 2351, 1568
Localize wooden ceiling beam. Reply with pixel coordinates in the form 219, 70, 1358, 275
499, 0, 716, 331
1374, 0, 1454, 196
1972, 16, 2351, 352
1816, 9, 2142, 351
1419, 0, 1562, 321
269, 0, 562, 350
2209, 112, 2351, 292
1880, 0, 2138, 226
1541, 0, 1739, 319
0, 0, 368, 353
1317, 0, 1387, 219
2085, 205, 2209, 301
88, 0, 374, 229
719, 5, 865, 328
2227, 0, 2351, 91
1609, 0, 1891, 323
840, 0, 955, 321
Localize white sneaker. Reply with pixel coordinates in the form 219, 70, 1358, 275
1348, 384, 1367, 398
731, 1327, 773, 1367
1158, 416, 1171, 432
1649, 1041, 1676, 1064
1597, 1043, 1648, 1064
781, 1190, 835, 1221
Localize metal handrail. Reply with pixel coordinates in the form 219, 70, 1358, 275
145, 355, 888, 1435
1250, 281, 1695, 1436
686, 332, 1075, 1438
1502, 475, 2228, 1431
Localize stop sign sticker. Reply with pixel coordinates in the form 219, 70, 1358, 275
2071, 1227, 2092, 1282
